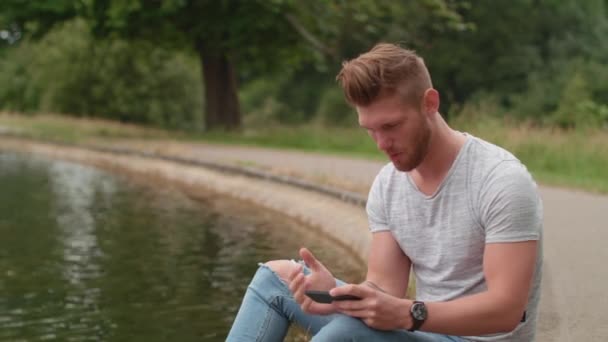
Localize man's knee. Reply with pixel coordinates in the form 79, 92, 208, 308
312, 315, 370, 341
264, 260, 298, 282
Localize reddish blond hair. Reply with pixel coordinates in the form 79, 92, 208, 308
336, 43, 433, 107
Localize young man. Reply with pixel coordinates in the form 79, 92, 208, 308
227, 43, 543, 341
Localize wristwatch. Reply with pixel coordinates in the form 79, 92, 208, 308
408, 301, 427, 332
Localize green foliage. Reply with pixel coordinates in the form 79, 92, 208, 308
237, 0, 468, 125
505, 0, 608, 128
84, 0, 310, 74
0, 41, 45, 112
0, 0, 77, 38
239, 71, 353, 127
276, 0, 467, 62
315, 87, 354, 126
551, 72, 608, 129
0, 20, 202, 129
274, 70, 329, 124
2, 0, 608, 131
421, 0, 550, 113
239, 78, 286, 127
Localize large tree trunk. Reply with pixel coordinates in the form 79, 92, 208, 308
196, 40, 241, 131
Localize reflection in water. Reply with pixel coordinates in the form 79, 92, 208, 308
0, 152, 366, 341
50, 163, 99, 285
48, 162, 116, 339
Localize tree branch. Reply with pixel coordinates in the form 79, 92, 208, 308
283, 12, 337, 60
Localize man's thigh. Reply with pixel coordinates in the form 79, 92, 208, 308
311, 314, 464, 342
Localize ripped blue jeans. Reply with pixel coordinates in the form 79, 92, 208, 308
226, 263, 465, 341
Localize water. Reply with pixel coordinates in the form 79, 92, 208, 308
0, 151, 366, 341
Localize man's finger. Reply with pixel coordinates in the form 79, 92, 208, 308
290, 272, 306, 303
299, 247, 321, 272
288, 270, 301, 291
288, 268, 304, 295
288, 263, 303, 282
330, 283, 373, 298
337, 308, 370, 318
334, 298, 368, 311
301, 297, 312, 313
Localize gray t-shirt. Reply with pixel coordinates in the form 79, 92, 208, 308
366, 134, 543, 342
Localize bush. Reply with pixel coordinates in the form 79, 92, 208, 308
0, 41, 42, 112
239, 78, 285, 126
0, 19, 203, 130
314, 87, 354, 125
550, 72, 608, 129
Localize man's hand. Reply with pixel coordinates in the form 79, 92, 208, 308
288, 247, 338, 315
330, 283, 413, 330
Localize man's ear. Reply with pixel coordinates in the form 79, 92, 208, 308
422, 88, 440, 115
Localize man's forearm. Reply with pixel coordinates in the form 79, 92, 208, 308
362, 276, 408, 298
364, 232, 411, 298
361, 280, 388, 293
421, 291, 525, 336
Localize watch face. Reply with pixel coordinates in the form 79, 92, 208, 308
411, 302, 427, 320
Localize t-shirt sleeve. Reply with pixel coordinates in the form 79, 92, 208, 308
479, 161, 543, 243
366, 172, 391, 233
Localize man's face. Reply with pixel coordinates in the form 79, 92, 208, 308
357, 94, 431, 172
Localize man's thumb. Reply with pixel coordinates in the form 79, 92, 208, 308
300, 247, 321, 271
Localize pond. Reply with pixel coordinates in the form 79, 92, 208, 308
0, 151, 365, 341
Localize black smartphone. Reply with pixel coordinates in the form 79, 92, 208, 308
305, 290, 361, 304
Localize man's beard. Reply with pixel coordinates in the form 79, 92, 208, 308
393, 119, 431, 172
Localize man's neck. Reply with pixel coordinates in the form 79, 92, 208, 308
410, 120, 467, 194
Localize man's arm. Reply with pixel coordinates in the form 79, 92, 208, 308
364, 231, 411, 298
333, 239, 537, 334
422, 240, 537, 335
334, 161, 541, 334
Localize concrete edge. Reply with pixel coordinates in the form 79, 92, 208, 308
0, 132, 368, 208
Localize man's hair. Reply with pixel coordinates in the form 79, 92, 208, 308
336, 43, 433, 107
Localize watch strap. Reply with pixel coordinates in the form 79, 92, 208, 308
408, 301, 426, 332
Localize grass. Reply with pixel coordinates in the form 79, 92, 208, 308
0, 112, 174, 142
1, 111, 607, 194
198, 124, 380, 158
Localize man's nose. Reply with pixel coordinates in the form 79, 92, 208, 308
375, 133, 392, 151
